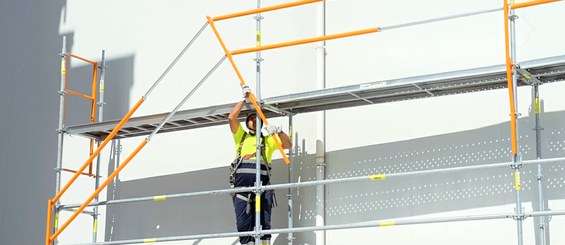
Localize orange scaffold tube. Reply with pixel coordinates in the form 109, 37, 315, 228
46, 98, 144, 244
207, 16, 290, 164
503, 0, 518, 155
50, 139, 149, 242
89, 63, 98, 174
51, 98, 144, 204
68, 53, 97, 65
232, 28, 379, 55
45, 199, 53, 245
63, 89, 94, 101
213, 0, 323, 21
512, 0, 562, 9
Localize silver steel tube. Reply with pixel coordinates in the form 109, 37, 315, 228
60, 185, 257, 209
53, 36, 67, 245
60, 156, 565, 210
143, 22, 209, 99
55, 36, 67, 199
93, 140, 102, 243
70, 230, 255, 245
92, 50, 106, 243
316, 1, 327, 244
380, 7, 502, 31
266, 213, 516, 235
98, 50, 106, 122
107, 139, 122, 242
526, 210, 565, 218
254, 2, 264, 243
288, 116, 295, 245
509, 4, 524, 245
147, 56, 226, 140
254, 89, 262, 244
532, 82, 548, 245
69, 209, 565, 245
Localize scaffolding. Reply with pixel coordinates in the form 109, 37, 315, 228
50, 36, 108, 244
45, 0, 565, 244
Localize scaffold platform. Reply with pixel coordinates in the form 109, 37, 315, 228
66, 55, 565, 140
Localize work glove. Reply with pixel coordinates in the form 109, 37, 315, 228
261, 124, 282, 136
241, 85, 251, 103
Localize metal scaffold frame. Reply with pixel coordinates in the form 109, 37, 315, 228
45, 0, 565, 244
49, 36, 108, 245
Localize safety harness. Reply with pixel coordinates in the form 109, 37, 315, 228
229, 132, 276, 213
230, 132, 269, 187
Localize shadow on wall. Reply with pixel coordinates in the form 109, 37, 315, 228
104, 110, 565, 243
0, 1, 70, 244
321, 111, 565, 226
0, 1, 134, 243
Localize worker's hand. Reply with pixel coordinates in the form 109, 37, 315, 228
261, 124, 282, 136
241, 85, 251, 103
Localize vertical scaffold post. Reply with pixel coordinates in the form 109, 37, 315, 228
532, 79, 549, 245
254, 1, 264, 243
315, 1, 327, 244
92, 50, 107, 242
504, 1, 524, 244
51, 35, 68, 245
288, 114, 294, 245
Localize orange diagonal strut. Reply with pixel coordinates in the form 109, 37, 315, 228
50, 139, 149, 242
503, 0, 518, 156
207, 16, 290, 164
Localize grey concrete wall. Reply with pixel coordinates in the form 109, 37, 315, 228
0, 1, 67, 244
0, 1, 134, 244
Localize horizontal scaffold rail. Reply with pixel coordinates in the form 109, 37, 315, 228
66, 55, 565, 140
68, 209, 565, 245
59, 157, 565, 210
62, 156, 565, 245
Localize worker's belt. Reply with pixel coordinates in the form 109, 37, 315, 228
232, 160, 271, 187
236, 168, 268, 176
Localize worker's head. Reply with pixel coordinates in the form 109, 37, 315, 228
245, 113, 261, 134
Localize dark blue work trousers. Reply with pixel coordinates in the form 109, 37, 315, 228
233, 160, 273, 245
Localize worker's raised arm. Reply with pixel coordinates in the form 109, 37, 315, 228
228, 100, 245, 134
228, 85, 251, 133
278, 131, 292, 149
262, 125, 293, 149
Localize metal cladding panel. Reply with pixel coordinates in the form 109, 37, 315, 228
324, 111, 565, 226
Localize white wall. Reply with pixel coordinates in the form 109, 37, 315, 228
45, 0, 565, 244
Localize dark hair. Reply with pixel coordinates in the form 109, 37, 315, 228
245, 113, 262, 126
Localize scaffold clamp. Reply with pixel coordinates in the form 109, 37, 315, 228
510, 153, 523, 169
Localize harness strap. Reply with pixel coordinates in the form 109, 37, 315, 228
240, 136, 268, 163
236, 132, 248, 157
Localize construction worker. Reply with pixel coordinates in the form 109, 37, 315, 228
228, 85, 292, 245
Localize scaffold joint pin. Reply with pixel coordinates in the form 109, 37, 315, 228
510, 154, 523, 169
512, 214, 526, 221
